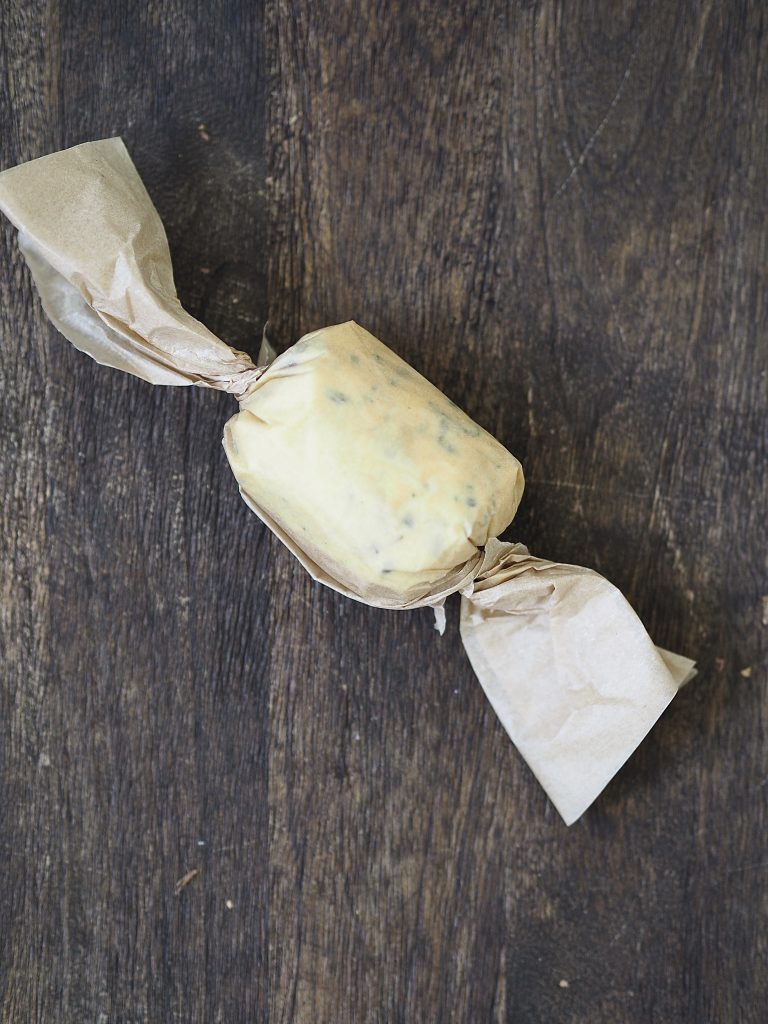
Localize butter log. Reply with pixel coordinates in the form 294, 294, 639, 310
225, 322, 524, 603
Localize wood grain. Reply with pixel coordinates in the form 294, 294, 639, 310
1, 1, 766, 1021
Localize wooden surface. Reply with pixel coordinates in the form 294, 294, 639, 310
1, 1, 766, 1021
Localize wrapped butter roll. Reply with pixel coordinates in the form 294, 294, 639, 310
226, 321, 524, 605
0, 139, 695, 825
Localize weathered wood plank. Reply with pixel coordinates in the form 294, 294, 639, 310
266, 2, 767, 1022
1, 3, 271, 1023
0, 1, 766, 1022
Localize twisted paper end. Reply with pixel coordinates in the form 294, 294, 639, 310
0, 139, 264, 398
459, 540, 696, 824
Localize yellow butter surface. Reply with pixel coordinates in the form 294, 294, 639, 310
224, 322, 524, 601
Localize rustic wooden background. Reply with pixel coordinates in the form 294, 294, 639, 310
1, 1, 766, 1021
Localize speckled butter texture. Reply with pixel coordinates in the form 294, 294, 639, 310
224, 322, 524, 602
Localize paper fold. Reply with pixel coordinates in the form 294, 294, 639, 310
0, 138, 696, 825
0, 139, 263, 395
459, 541, 694, 824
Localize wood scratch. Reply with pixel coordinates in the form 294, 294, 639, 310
526, 386, 537, 439
591, 247, 628, 348
550, 48, 637, 204
211, 838, 262, 855
727, 860, 768, 875
528, 478, 719, 508
544, 45, 632, 349
174, 867, 201, 895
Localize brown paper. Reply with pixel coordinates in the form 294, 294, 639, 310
459, 541, 694, 823
0, 139, 696, 825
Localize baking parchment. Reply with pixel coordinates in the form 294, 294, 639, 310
0, 139, 695, 825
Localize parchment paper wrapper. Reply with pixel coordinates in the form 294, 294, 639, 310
0, 140, 695, 825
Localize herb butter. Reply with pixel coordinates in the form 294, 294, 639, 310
224, 322, 524, 602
